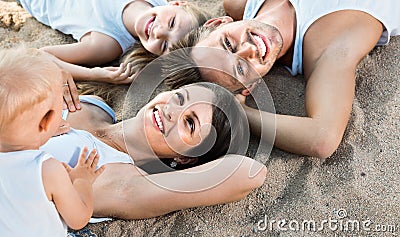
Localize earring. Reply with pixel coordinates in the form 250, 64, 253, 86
170, 161, 177, 168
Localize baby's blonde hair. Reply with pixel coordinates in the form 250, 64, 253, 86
0, 47, 57, 132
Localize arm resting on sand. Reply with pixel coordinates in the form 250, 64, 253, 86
243, 12, 383, 158
42, 51, 135, 84
41, 32, 122, 66
92, 155, 267, 219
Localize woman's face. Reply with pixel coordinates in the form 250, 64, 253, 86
139, 85, 214, 158
135, 2, 196, 55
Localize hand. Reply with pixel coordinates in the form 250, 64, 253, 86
62, 69, 81, 112
91, 63, 136, 84
53, 119, 70, 136
62, 147, 105, 184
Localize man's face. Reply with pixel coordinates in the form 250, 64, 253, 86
192, 20, 283, 92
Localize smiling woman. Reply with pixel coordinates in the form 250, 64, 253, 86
40, 82, 265, 219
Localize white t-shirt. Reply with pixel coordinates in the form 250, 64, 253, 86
243, 0, 400, 75
40, 128, 133, 168
0, 150, 67, 236
19, 0, 168, 53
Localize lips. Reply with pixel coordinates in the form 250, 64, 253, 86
145, 16, 156, 39
152, 107, 165, 134
251, 32, 270, 62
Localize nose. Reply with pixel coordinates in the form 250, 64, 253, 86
236, 42, 257, 59
153, 24, 168, 40
163, 102, 183, 122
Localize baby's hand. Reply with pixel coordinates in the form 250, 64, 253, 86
62, 147, 105, 184
91, 63, 136, 84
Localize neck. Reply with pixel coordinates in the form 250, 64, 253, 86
0, 144, 38, 153
122, 0, 153, 37
99, 117, 158, 164
0, 135, 41, 152
254, 0, 296, 62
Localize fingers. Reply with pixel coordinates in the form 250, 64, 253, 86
85, 148, 99, 169
111, 63, 134, 84
62, 162, 72, 173
67, 76, 81, 110
85, 150, 105, 177
77, 147, 89, 166
118, 73, 135, 84
78, 148, 103, 171
95, 165, 105, 176
61, 70, 81, 112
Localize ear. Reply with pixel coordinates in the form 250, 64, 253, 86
168, 1, 188, 6
204, 16, 234, 27
39, 110, 55, 132
240, 82, 258, 96
174, 157, 199, 165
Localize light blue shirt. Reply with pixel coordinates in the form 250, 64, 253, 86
40, 129, 133, 168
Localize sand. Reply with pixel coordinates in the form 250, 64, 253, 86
1, 0, 399, 236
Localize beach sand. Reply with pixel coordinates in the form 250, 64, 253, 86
1, 0, 399, 236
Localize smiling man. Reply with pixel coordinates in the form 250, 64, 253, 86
163, 0, 400, 158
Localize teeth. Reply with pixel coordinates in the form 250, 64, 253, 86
153, 110, 163, 131
147, 21, 154, 37
253, 34, 267, 58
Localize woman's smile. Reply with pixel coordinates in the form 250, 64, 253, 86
152, 107, 165, 134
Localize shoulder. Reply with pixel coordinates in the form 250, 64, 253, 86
42, 157, 70, 199
223, 0, 248, 20
302, 10, 383, 76
42, 158, 66, 176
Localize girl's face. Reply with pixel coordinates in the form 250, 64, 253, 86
135, 2, 196, 55
138, 85, 214, 158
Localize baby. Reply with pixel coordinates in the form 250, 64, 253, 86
0, 47, 104, 236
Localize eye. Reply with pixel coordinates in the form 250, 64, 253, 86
175, 92, 184, 105
185, 116, 195, 134
169, 17, 176, 29
237, 61, 244, 76
161, 41, 168, 53
224, 37, 233, 52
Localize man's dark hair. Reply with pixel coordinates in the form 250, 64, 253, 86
162, 26, 216, 89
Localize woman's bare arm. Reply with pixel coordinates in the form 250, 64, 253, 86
92, 155, 266, 219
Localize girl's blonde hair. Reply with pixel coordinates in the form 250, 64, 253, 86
120, 2, 212, 77
0, 47, 56, 132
